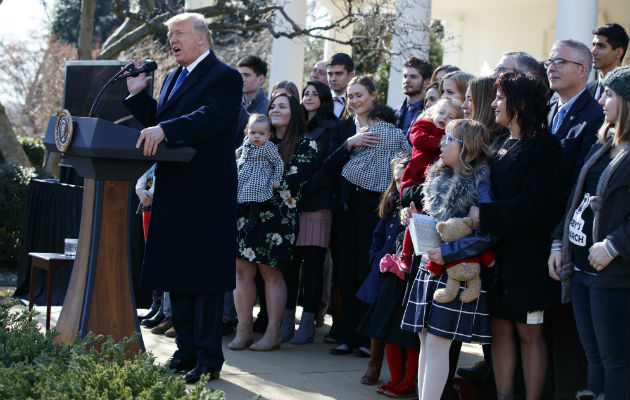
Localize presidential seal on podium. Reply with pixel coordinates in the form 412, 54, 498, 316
54, 109, 73, 152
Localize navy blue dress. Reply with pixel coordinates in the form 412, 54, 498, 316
356, 211, 404, 304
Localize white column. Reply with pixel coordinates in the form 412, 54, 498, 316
554, 0, 598, 45
184, 0, 211, 10
320, 0, 353, 60
386, 0, 431, 107
268, 0, 307, 94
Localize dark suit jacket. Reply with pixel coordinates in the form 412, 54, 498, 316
547, 90, 603, 195
586, 79, 601, 99
124, 51, 242, 294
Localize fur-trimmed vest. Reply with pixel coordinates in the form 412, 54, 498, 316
422, 160, 491, 222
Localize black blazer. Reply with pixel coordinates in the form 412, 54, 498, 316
547, 90, 603, 194
321, 119, 356, 212
124, 51, 243, 294
300, 119, 338, 212
586, 79, 601, 99
480, 130, 566, 314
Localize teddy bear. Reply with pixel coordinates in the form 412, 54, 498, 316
427, 217, 495, 304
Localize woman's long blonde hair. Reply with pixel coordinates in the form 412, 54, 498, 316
598, 93, 630, 146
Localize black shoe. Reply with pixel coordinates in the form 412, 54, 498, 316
457, 361, 489, 382
353, 347, 370, 358
168, 357, 196, 373
330, 344, 353, 355
141, 307, 165, 328
184, 365, 220, 384
575, 390, 597, 400
253, 313, 268, 334
138, 301, 161, 322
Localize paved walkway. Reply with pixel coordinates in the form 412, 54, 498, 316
17, 304, 483, 400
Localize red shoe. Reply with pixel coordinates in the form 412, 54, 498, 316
376, 380, 399, 394
396, 254, 411, 273
383, 381, 417, 398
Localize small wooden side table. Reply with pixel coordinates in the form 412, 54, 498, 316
28, 252, 75, 330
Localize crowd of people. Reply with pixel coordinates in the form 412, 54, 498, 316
128, 13, 628, 400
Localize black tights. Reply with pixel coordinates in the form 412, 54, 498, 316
284, 246, 326, 313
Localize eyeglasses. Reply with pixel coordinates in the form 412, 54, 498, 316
442, 135, 463, 146
543, 58, 583, 69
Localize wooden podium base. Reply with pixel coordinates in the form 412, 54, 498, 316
54, 178, 143, 355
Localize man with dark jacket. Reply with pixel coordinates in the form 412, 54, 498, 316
235, 55, 269, 144
124, 12, 242, 384
544, 38, 605, 399
394, 57, 433, 138
588, 23, 629, 100
546, 39, 604, 193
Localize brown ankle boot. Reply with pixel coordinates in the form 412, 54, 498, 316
249, 325, 282, 351
228, 322, 254, 350
361, 339, 385, 384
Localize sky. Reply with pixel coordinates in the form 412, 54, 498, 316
0, 0, 51, 43
0, 0, 52, 103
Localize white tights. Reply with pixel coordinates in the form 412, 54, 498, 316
418, 330, 452, 400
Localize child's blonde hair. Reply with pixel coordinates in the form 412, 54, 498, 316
378, 153, 410, 219
245, 113, 271, 134
417, 98, 464, 123
445, 119, 490, 177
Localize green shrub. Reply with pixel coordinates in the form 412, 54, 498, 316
18, 136, 46, 167
0, 305, 225, 399
0, 164, 37, 268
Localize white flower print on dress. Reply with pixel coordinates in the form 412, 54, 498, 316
279, 189, 291, 200
309, 140, 318, 152
287, 165, 298, 175
283, 196, 297, 208
271, 233, 283, 245
242, 247, 256, 261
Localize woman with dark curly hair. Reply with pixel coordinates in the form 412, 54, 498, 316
468, 72, 565, 400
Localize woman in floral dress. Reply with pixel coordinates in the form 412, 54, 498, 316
230, 92, 320, 351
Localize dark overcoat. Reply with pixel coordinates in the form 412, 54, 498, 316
124, 51, 242, 294
547, 91, 603, 191
479, 130, 566, 314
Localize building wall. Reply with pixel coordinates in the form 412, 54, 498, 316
433, 1, 557, 75
432, 0, 628, 75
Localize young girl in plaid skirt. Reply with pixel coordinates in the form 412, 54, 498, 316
400, 119, 496, 399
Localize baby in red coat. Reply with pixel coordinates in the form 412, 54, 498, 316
397, 99, 464, 272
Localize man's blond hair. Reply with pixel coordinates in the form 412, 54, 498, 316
165, 12, 214, 50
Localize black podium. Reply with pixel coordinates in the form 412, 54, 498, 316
44, 116, 194, 354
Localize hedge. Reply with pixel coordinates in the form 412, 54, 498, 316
0, 304, 225, 399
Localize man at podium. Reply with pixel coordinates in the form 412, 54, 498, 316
123, 12, 242, 384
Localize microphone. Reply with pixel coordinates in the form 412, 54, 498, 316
120, 61, 135, 72
115, 61, 158, 80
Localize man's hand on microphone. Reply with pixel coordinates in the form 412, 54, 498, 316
137, 125, 165, 156
126, 56, 153, 96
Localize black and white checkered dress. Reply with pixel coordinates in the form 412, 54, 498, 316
237, 140, 284, 203
400, 257, 491, 343
341, 121, 411, 193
